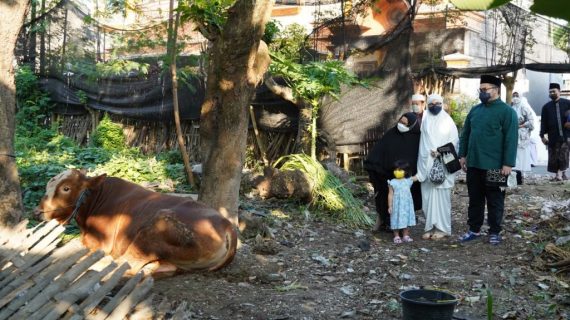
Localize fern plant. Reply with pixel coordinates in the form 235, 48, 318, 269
91, 114, 126, 152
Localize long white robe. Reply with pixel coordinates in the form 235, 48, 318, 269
512, 98, 536, 172
416, 109, 459, 235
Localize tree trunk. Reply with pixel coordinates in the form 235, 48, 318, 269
310, 102, 318, 159
502, 72, 517, 104
296, 102, 311, 155
199, 0, 273, 225
29, 0, 37, 70
0, 0, 29, 227
60, 8, 68, 74
39, 0, 46, 75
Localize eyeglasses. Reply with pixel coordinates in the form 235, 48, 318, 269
478, 87, 497, 93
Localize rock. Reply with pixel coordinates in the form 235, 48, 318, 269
311, 255, 331, 267
340, 286, 355, 296
464, 296, 480, 303
252, 235, 280, 255
357, 239, 371, 251
555, 235, 570, 246
340, 310, 356, 318
252, 167, 313, 202
537, 282, 550, 290
399, 273, 413, 280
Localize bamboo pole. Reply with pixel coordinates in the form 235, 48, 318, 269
64, 262, 131, 320
10, 250, 105, 319
168, 0, 196, 188
128, 294, 155, 320
104, 276, 154, 320
0, 247, 91, 320
88, 271, 144, 320
0, 239, 83, 295
38, 260, 118, 320
249, 105, 269, 166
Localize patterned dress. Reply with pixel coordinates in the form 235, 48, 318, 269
388, 178, 416, 230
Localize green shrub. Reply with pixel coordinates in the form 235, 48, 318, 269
91, 114, 126, 151
15, 66, 54, 135
447, 94, 478, 131
15, 65, 38, 101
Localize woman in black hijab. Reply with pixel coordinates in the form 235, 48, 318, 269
364, 112, 422, 232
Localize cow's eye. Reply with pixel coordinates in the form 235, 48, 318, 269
63, 186, 70, 192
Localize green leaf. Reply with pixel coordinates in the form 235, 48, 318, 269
530, 0, 570, 23
449, 0, 510, 10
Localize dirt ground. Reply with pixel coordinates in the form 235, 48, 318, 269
153, 172, 570, 320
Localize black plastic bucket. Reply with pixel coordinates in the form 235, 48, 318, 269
400, 289, 458, 320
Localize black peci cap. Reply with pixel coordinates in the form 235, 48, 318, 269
480, 75, 501, 87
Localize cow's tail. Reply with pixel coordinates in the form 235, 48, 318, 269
209, 223, 238, 271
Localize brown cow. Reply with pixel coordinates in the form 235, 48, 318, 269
35, 169, 237, 275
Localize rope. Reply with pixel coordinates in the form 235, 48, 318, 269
64, 189, 91, 224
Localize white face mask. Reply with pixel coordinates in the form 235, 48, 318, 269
412, 104, 421, 113
512, 97, 521, 104
397, 123, 410, 133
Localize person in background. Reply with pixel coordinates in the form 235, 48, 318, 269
411, 94, 426, 126
388, 160, 418, 244
458, 75, 518, 246
526, 96, 541, 167
511, 92, 536, 173
364, 113, 421, 232
540, 83, 570, 181
415, 94, 459, 240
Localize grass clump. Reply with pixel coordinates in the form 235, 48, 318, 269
275, 154, 373, 228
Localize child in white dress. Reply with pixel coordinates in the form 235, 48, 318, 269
388, 160, 418, 244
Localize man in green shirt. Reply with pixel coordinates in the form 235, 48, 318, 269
458, 75, 518, 245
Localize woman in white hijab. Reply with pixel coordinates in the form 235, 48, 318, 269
416, 94, 459, 239
511, 92, 536, 172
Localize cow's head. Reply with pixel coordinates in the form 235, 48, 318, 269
35, 169, 106, 223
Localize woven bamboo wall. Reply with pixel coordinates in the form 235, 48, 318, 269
57, 113, 297, 166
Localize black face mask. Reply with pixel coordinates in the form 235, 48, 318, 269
428, 105, 442, 115
549, 94, 559, 101
479, 92, 491, 104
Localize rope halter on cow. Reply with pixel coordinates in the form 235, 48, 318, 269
64, 189, 91, 224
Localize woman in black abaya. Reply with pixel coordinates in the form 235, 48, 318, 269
364, 112, 422, 232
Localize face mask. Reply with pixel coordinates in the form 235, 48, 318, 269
549, 94, 558, 101
428, 105, 442, 115
479, 91, 491, 104
512, 97, 520, 104
412, 104, 421, 113
397, 123, 410, 133
393, 169, 405, 179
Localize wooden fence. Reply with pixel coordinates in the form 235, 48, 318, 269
0, 220, 191, 319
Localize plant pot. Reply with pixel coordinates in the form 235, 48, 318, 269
400, 289, 458, 320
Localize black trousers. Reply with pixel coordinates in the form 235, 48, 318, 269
368, 170, 422, 226
466, 167, 505, 234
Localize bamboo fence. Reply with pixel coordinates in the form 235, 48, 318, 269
0, 220, 191, 319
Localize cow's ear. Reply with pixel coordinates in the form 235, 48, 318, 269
88, 174, 107, 190
79, 168, 88, 176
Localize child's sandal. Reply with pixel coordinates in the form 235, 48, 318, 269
393, 236, 402, 244
402, 236, 414, 243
